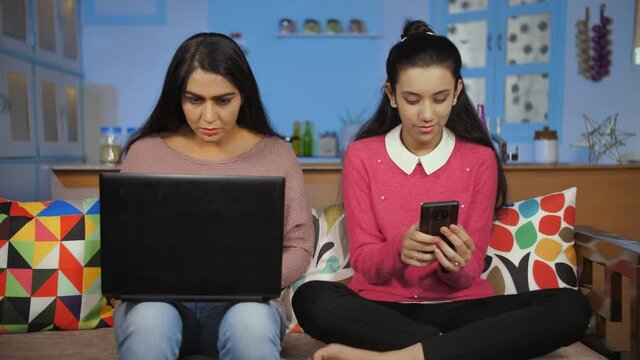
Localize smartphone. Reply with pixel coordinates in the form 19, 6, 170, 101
419, 200, 459, 249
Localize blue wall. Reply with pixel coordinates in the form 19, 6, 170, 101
81, 0, 640, 164
559, 0, 640, 164
209, 0, 385, 137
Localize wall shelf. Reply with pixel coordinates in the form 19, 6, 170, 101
276, 33, 382, 39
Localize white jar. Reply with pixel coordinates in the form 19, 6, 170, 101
533, 126, 558, 164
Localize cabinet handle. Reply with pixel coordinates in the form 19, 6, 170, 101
497, 33, 503, 51
487, 34, 491, 50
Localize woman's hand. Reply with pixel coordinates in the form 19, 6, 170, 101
433, 224, 475, 272
400, 222, 439, 267
110, 298, 122, 310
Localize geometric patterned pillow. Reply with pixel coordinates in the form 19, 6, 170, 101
0, 198, 114, 334
481, 187, 578, 295
281, 203, 353, 334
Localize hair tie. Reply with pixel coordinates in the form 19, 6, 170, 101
400, 30, 437, 42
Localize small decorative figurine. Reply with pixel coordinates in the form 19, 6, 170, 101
279, 18, 296, 34
304, 19, 321, 34
349, 19, 365, 34
326, 19, 343, 34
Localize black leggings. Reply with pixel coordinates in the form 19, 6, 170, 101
292, 281, 591, 360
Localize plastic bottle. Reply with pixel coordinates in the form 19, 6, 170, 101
302, 120, 314, 157
291, 121, 302, 156
99, 126, 122, 165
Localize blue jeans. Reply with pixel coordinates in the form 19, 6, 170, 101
114, 300, 286, 360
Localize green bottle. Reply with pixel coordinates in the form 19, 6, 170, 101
291, 121, 302, 156
302, 121, 314, 157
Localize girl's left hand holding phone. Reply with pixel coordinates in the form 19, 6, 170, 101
433, 224, 474, 272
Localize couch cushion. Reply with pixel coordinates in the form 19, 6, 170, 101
0, 198, 113, 334
281, 204, 353, 333
481, 188, 578, 295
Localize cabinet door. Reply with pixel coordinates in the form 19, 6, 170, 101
0, 54, 37, 158
34, 0, 59, 63
438, 0, 565, 142
35, 65, 82, 156
496, 0, 563, 141
59, 0, 79, 69
442, 0, 492, 112
34, 0, 80, 70
0, 0, 33, 55
59, 72, 81, 153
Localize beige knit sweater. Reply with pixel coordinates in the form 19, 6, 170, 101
120, 134, 314, 288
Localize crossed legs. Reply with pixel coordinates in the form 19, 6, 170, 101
292, 281, 591, 360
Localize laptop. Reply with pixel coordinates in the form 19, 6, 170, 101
99, 173, 284, 301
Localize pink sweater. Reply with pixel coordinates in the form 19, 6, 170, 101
120, 135, 315, 288
343, 134, 497, 303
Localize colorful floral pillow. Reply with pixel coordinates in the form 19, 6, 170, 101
0, 198, 114, 334
281, 204, 353, 333
481, 187, 578, 295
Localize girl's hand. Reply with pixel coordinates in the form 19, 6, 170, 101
401, 222, 439, 267
433, 224, 474, 272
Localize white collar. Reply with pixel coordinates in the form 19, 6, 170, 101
384, 125, 456, 175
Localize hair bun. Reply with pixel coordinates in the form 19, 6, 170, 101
401, 20, 436, 40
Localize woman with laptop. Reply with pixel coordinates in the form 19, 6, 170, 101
112, 32, 314, 359
292, 20, 591, 360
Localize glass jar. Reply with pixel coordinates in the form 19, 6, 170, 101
99, 126, 122, 165
125, 127, 137, 145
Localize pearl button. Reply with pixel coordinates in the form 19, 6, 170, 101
461, 204, 465, 208
377, 159, 382, 163
466, 168, 470, 171
380, 196, 385, 200
414, 295, 418, 299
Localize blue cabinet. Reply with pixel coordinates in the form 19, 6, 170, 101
0, 0, 82, 200
433, 0, 566, 142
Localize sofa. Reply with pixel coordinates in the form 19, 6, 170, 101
1, 192, 639, 360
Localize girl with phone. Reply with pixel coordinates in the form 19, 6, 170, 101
292, 20, 590, 360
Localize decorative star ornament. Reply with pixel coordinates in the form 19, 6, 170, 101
571, 113, 636, 164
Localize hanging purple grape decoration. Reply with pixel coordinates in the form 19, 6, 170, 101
590, 4, 612, 82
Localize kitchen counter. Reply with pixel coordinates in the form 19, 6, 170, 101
50, 162, 640, 240
49, 159, 343, 211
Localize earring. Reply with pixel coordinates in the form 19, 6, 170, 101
452, 99, 457, 105
391, 100, 396, 106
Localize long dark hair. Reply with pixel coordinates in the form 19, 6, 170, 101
121, 32, 279, 156
355, 20, 507, 212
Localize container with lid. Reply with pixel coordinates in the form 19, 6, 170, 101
125, 127, 138, 145
533, 126, 558, 164
99, 126, 122, 165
